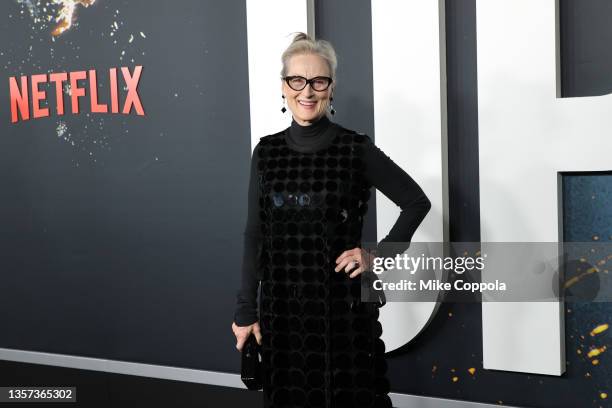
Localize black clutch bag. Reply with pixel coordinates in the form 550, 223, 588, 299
241, 333, 262, 390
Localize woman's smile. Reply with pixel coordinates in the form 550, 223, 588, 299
298, 99, 317, 109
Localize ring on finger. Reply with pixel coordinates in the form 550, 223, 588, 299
347, 259, 360, 272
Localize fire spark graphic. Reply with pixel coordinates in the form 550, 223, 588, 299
51, 0, 96, 36
16, 0, 97, 36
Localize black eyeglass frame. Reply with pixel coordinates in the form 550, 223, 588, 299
282, 75, 334, 92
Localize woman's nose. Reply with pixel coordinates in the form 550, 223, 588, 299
302, 84, 315, 96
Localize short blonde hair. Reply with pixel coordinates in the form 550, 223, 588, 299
280, 32, 338, 83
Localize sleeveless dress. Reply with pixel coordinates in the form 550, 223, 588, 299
235, 115, 430, 408
257, 127, 390, 408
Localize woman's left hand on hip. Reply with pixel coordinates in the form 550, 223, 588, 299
335, 247, 371, 278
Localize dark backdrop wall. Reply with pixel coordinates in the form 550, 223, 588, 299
0, 0, 251, 373
315, 1, 612, 407
1, 1, 611, 407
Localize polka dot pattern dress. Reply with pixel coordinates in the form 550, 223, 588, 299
256, 130, 392, 408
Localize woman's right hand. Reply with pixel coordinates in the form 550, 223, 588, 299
232, 321, 262, 352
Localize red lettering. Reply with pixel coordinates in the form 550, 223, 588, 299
8, 66, 145, 123
121, 66, 144, 115
9, 76, 29, 123
49, 72, 68, 115
89, 69, 108, 113
69, 71, 87, 114
109, 67, 119, 113
31, 74, 49, 119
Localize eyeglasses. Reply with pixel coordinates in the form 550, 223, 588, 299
283, 75, 333, 91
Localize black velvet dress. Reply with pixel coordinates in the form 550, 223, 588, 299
235, 115, 431, 408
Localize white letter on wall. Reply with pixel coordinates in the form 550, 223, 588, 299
371, 0, 446, 352
477, 0, 611, 375
246, 0, 310, 150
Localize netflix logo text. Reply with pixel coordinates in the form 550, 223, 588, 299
8, 65, 145, 123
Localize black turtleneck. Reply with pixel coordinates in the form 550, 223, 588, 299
234, 116, 431, 326
285, 114, 336, 153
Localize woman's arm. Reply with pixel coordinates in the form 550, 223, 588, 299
233, 143, 262, 327
334, 134, 431, 287
361, 135, 431, 254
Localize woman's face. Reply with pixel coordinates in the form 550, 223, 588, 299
282, 53, 333, 126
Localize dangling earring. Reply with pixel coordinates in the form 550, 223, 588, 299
281, 95, 287, 113
329, 96, 336, 115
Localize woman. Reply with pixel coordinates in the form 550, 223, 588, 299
232, 32, 430, 408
